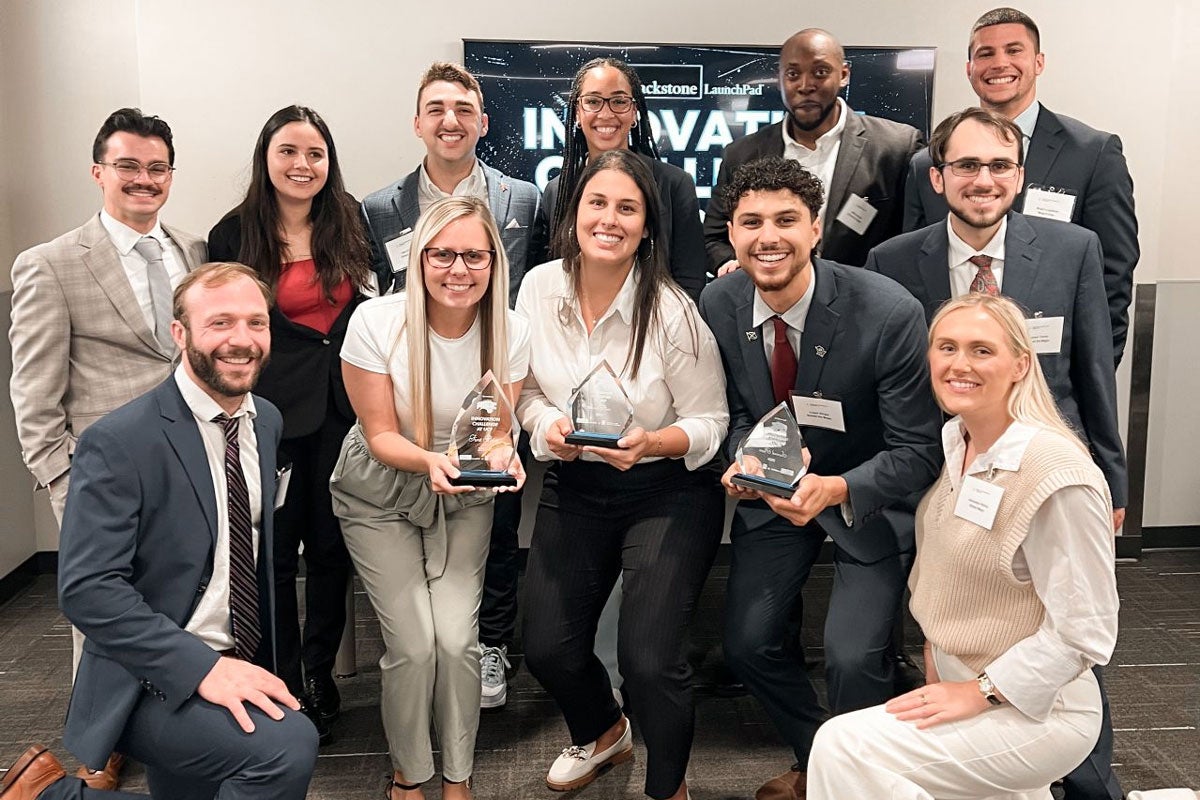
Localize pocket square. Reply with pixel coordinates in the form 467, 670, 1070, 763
505, 218, 523, 230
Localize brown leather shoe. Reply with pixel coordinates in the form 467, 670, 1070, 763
755, 766, 807, 800
75, 752, 124, 791
1, 746, 66, 799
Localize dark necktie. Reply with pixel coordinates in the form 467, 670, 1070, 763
132, 236, 175, 349
969, 254, 1000, 296
214, 414, 261, 661
770, 315, 798, 405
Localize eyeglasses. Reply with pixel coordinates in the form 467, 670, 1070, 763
578, 94, 635, 114
938, 159, 1020, 179
97, 159, 175, 183
422, 247, 495, 270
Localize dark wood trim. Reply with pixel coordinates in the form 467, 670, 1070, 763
0, 554, 38, 606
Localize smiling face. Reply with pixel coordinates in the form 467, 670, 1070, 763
778, 31, 849, 140
421, 214, 493, 315
414, 79, 488, 168
576, 65, 636, 159
265, 121, 328, 206
929, 305, 1029, 421
727, 188, 820, 310
172, 276, 271, 408
967, 22, 1044, 118
91, 131, 172, 233
574, 167, 647, 271
930, 118, 1023, 246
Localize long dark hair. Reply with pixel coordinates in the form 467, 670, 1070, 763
237, 105, 371, 299
554, 150, 694, 379
548, 58, 658, 257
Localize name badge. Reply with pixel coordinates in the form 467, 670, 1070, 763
275, 464, 293, 511
384, 229, 413, 275
835, 193, 878, 236
954, 474, 1005, 530
1022, 187, 1076, 222
1025, 316, 1065, 354
791, 395, 846, 433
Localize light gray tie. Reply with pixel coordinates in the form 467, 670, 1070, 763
133, 236, 174, 350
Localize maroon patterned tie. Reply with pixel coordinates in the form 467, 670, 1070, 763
771, 316, 798, 405
969, 254, 1000, 296
214, 414, 261, 661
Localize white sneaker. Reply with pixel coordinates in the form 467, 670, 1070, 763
546, 716, 633, 791
480, 644, 511, 709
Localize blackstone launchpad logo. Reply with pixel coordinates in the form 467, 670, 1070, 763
634, 65, 704, 99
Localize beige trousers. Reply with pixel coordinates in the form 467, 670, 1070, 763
47, 476, 86, 679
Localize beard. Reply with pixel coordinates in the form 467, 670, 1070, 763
788, 98, 838, 132
947, 194, 1011, 231
186, 339, 267, 398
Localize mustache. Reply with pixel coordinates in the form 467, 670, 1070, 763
215, 346, 264, 360
122, 183, 162, 195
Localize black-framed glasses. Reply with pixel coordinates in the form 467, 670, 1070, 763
937, 158, 1020, 179
578, 94, 635, 114
96, 159, 175, 183
422, 247, 495, 270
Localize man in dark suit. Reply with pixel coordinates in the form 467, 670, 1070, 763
699, 157, 942, 800
903, 7, 1138, 366
868, 107, 1125, 800
0, 264, 318, 800
704, 29, 922, 273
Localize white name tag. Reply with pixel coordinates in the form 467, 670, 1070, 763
385, 229, 413, 275
954, 474, 1005, 530
1023, 187, 1076, 222
792, 396, 846, 433
275, 465, 293, 511
1025, 316, 1065, 354
834, 193, 879, 236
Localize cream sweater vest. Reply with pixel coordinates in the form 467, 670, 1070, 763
910, 428, 1111, 673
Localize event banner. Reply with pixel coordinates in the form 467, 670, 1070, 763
464, 40, 935, 209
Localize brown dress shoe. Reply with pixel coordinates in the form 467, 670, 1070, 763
1, 746, 66, 799
755, 766, 807, 800
75, 752, 124, 791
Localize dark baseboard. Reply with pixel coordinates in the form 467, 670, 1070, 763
34, 551, 58, 573
1142, 525, 1200, 550
1116, 534, 1143, 559
0, 554, 39, 606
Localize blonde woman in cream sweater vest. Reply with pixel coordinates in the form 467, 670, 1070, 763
806, 293, 1119, 800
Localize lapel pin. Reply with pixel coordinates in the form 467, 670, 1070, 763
745, 331, 758, 342
814, 345, 827, 358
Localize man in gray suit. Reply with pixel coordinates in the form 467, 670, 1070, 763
867, 106, 1124, 800
699, 157, 943, 800
903, 7, 1138, 366
7, 107, 206, 791
704, 29, 923, 273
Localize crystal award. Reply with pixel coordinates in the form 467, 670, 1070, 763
730, 402, 807, 498
446, 370, 518, 487
564, 360, 635, 449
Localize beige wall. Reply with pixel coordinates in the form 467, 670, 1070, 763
1, 1, 1194, 569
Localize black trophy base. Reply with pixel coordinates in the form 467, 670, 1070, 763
450, 470, 517, 488
731, 473, 799, 498
564, 431, 625, 449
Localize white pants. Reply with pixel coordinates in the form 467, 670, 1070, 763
806, 648, 1102, 800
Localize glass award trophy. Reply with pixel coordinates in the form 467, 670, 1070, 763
446, 370, 518, 487
564, 360, 635, 449
730, 402, 807, 498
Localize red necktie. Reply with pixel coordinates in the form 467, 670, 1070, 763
969, 254, 1000, 295
771, 316, 797, 405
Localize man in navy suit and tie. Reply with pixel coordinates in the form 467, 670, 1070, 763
867, 106, 1125, 800
699, 157, 942, 800
0, 263, 318, 800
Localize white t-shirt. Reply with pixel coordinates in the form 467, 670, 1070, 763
340, 293, 531, 451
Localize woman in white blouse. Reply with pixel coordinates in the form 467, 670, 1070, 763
329, 197, 530, 800
516, 149, 729, 800
806, 293, 1119, 800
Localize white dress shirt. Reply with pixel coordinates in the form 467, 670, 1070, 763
752, 269, 816, 363
940, 417, 1119, 721
946, 216, 1008, 298
1013, 101, 1041, 147
515, 260, 728, 470
100, 210, 188, 334
174, 365, 263, 653
417, 158, 488, 215
782, 97, 848, 223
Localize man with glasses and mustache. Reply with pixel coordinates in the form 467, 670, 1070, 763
7, 107, 206, 791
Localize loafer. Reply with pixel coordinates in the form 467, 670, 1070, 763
546, 716, 633, 791
76, 751, 124, 791
1, 746, 66, 800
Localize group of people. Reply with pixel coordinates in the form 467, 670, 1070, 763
2, 6, 1136, 800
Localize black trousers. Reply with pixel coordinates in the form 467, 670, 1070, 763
478, 434, 530, 649
1062, 665, 1123, 800
274, 413, 354, 693
523, 458, 723, 800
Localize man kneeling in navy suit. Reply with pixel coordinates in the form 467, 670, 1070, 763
1, 263, 318, 800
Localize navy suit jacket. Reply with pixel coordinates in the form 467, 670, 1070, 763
698, 261, 943, 562
58, 377, 282, 768
864, 211, 1127, 507
903, 105, 1139, 365
704, 111, 923, 269
360, 160, 541, 302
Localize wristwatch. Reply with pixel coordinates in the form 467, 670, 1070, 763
977, 672, 1002, 706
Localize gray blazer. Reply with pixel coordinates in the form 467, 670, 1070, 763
7, 213, 207, 487
903, 105, 1139, 365
360, 160, 541, 304
58, 378, 282, 768
704, 110, 923, 269
864, 211, 1127, 507
698, 261, 943, 561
